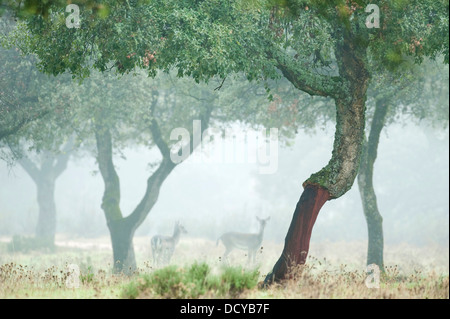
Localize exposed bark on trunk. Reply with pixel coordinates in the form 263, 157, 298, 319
357, 99, 389, 270
265, 185, 330, 282
264, 29, 370, 284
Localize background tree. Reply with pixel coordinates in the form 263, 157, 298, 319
51, 70, 284, 274
359, 58, 449, 269
0, 15, 53, 156
1, 15, 78, 249
9, 142, 73, 248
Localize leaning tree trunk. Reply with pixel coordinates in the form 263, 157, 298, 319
357, 99, 389, 270
264, 31, 370, 284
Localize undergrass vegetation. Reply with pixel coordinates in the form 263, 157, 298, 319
121, 262, 260, 299
0, 238, 448, 299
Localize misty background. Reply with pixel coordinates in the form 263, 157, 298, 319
1, 120, 448, 248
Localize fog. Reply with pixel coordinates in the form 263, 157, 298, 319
1, 121, 448, 249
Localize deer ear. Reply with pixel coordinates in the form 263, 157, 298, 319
256, 216, 261, 221
266, 216, 271, 221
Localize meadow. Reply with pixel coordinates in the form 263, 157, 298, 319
0, 235, 448, 299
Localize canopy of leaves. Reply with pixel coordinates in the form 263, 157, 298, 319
4, 0, 446, 81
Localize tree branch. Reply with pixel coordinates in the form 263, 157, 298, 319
52, 137, 75, 177
269, 48, 344, 99
148, 90, 171, 159
17, 155, 40, 182
127, 97, 215, 229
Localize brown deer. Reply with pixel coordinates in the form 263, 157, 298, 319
151, 221, 187, 267
217, 216, 270, 264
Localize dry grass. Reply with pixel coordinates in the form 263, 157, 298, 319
0, 235, 448, 299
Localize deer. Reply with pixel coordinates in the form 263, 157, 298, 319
216, 216, 270, 265
151, 221, 187, 268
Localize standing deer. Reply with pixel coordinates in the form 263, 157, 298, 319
151, 221, 187, 267
216, 216, 270, 264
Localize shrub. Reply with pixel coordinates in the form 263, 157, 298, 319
7, 235, 55, 253
219, 266, 260, 297
121, 262, 260, 299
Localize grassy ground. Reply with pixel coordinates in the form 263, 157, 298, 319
0, 235, 448, 299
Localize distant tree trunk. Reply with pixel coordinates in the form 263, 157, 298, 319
18, 146, 71, 248
264, 30, 370, 284
35, 171, 57, 246
94, 97, 212, 275
95, 125, 176, 274
95, 123, 136, 274
357, 99, 389, 270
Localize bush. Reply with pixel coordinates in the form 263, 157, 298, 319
7, 235, 55, 253
219, 266, 260, 297
121, 262, 260, 299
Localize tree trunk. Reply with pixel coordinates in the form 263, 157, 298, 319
357, 99, 389, 270
264, 30, 370, 284
94, 94, 212, 275
18, 147, 71, 248
108, 218, 137, 274
100, 158, 176, 275
265, 185, 330, 282
35, 175, 57, 246
95, 115, 177, 274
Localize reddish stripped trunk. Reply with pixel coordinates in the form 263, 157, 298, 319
264, 185, 330, 283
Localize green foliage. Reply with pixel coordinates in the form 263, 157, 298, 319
366, 57, 449, 130
80, 265, 95, 285
0, 16, 75, 163
219, 265, 260, 295
2, 0, 447, 202
121, 262, 260, 299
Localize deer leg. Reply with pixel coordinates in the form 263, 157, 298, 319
247, 250, 252, 265
152, 248, 158, 268
167, 248, 174, 265
162, 249, 168, 266
248, 250, 257, 266
223, 247, 232, 265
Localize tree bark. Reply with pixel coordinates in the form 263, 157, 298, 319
18, 147, 71, 248
35, 173, 57, 246
94, 98, 213, 275
107, 217, 137, 274
94, 122, 132, 274
264, 29, 370, 284
357, 99, 389, 270
265, 185, 330, 282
